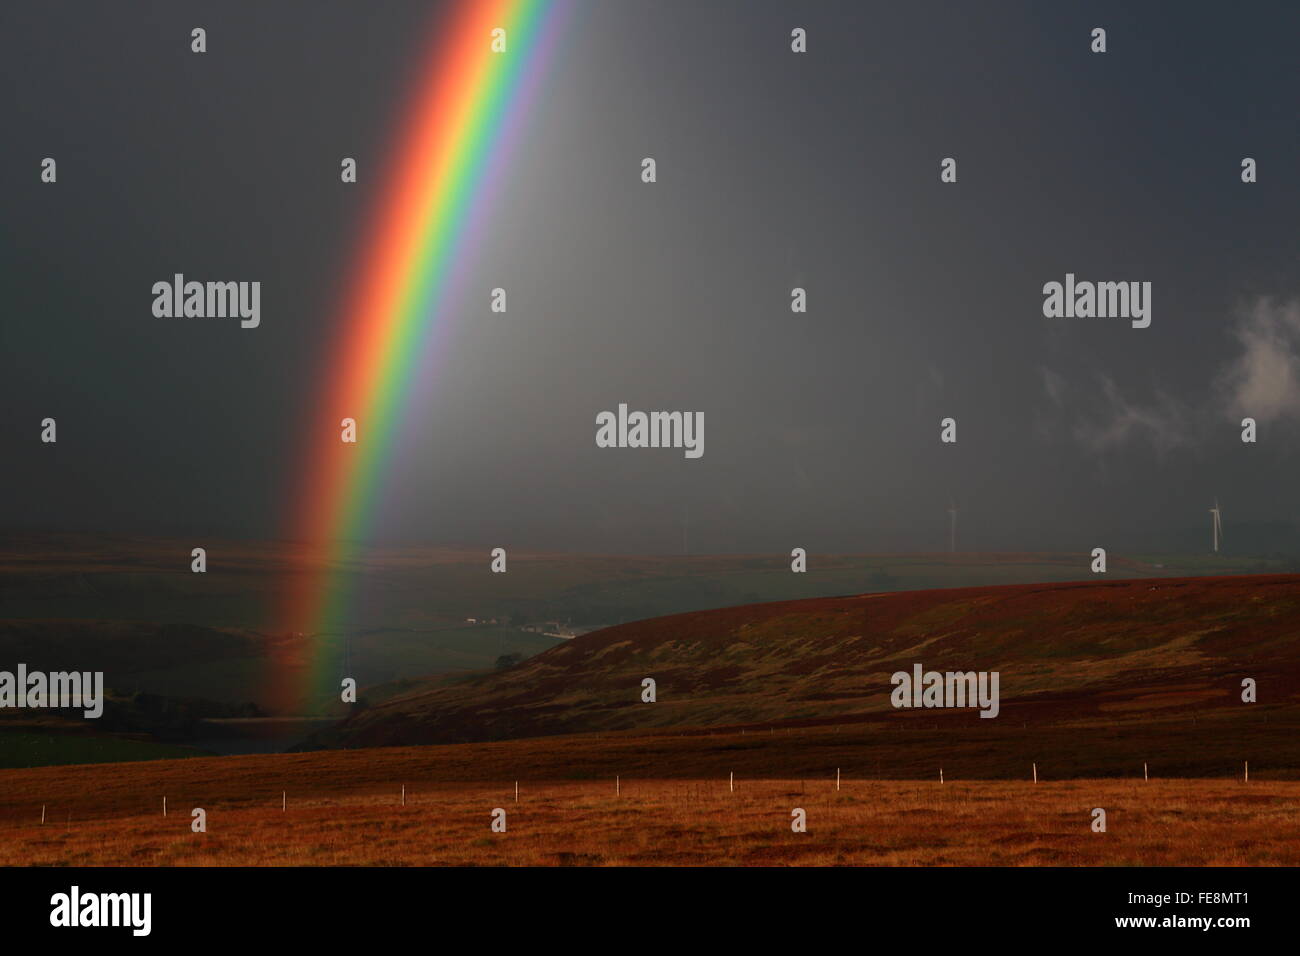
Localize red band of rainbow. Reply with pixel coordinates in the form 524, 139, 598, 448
275, 0, 569, 713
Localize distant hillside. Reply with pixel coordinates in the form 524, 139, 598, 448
3, 533, 1295, 721
307, 575, 1300, 749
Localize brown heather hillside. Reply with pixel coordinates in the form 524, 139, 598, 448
307, 575, 1300, 754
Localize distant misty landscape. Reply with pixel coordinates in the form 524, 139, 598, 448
0, 529, 1294, 765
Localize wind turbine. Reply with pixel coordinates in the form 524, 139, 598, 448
1209, 498, 1222, 553
948, 497, 958, 553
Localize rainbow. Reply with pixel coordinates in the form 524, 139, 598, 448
276, 0, 569, 712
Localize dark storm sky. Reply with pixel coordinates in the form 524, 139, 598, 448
3, 0, 1299, 554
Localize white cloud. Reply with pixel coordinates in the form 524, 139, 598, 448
1215, 297, 1300, 424
1041, 295, 1300, 455
1071, 374, 1191, 453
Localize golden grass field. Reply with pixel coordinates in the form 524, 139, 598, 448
4, 778, 1298, 866
2, 741, 1298, 865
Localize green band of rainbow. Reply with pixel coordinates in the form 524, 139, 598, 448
277, 0, 567, 712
